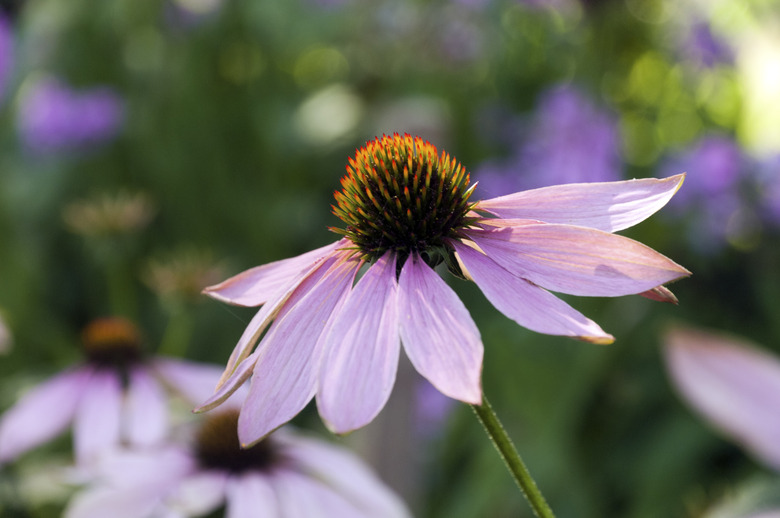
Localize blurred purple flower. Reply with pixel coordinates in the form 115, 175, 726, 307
680, 21, 733, 69
16, 76, 124, 154
0, 13, 13, 104
665, 327, 780, 471
659, 135, 750, 252
0, 318, 225, 465
756, 155, 780, 226
65, 409, 410, 518
414, 378, 456, 438
475, 86, 622, 198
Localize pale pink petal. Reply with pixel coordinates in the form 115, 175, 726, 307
225, 473, 278, 518
194, 350, 257, 413
476, 174, 685, 232
73, 369, 123, 464
203, 240, 344, 306
238, 252, 359, 446
280, 432, 410, 517
96, 446, 196, 488
123, 366, 168, 447
466, 223, 690, 297
65, 486, 169, 518
166, 471, 228, 516
453, 242, 614, 344
639, 285, 678, 304
0, 367, 90, 463
152, 358, 225, 405
317, 253, 401, 434
274, 469, 363, 518
665, 328, 780, 471
65, 447, 194, 518
397, 255, 483, 404
215, 242, 349, 390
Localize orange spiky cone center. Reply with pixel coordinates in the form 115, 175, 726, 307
331, 133, 476, 264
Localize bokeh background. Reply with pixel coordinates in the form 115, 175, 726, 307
1, 0, 779, 516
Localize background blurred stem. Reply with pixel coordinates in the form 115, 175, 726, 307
471, 393, 556, 518
156, 305, 192, 358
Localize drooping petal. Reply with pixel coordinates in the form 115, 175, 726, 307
238, 252, 360, 446
65, 447, 195, 518
123, 366, 168, 447
96, 446, 196, 488
0, 368, 90, 463
73, 368, 123, 464
397, 254, 483, 405
224, 473, 278, 518
167, 471, 228, 516
65, 486, 169, 518
466, 223, 690, 297
639, 285, 679, 304
273, 469, 364, 518
152, 358, 225, 406
453, 241, 614, 344
215, 242, 349, 390
665, 327, 780, 471
203, 240, 345, 306
476, 174, 685, 232
317, 253, 400, 434
280, 432, 410, 517
194, 350, 257, 413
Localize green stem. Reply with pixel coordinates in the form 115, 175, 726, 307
471, 393, 556, 518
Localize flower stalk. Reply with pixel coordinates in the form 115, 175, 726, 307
471, 393, 555, 518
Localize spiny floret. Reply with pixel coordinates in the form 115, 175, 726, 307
331, 133, 476, 262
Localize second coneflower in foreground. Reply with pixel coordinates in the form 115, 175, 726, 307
198, 133, 690, 444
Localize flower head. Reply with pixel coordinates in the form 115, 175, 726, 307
200, 133, 689, 444
0, 317, 227, 465
65, 409, 409, 518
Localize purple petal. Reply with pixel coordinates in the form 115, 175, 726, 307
639, 285, 678, 304
214, 242, 349, 390
466, 223, 690, 297
225, 473, 277, 518
65, 486, 168, 518
194, 350, 257, 413
123, 366, 168, 447
167, 471, 228, 516
152, 358, 226, 405
397, 255, 483, 404
65, 447, 195, 518
453, 241, 613, 343
280, 432, 410, 517
665, 327, 780, 471
274, 469, 364, 518
237, 252, 359, 446
73, 368, 123, 464
203, 240, 345, 306
476, 174, 685, 232
317, 253, 400, 433
0, 368, 89, 463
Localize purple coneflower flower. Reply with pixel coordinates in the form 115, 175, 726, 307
65, 409, 409, 518
16, 76, 123, 154
0, 317, 226, 465
665, 327, 780, 471
199, 133, 689, 444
